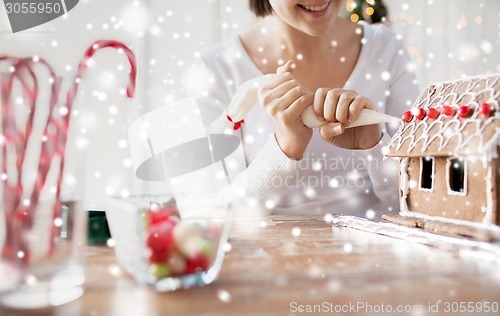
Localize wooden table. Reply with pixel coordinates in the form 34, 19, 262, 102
3, 215, 500, 315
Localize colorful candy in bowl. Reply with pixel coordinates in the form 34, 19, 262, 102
105, 196, 232, 292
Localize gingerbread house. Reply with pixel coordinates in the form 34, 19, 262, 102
385, 74, 500, 229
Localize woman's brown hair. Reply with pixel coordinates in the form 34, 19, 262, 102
248, 0, 273, 17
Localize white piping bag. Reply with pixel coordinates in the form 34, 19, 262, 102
209, 75, 400, 133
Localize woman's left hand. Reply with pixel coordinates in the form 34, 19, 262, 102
313, 88, 382, 150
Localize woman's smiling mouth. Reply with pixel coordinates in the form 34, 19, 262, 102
298, 1, 332, 17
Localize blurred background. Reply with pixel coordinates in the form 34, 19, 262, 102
0, 0, 498, 206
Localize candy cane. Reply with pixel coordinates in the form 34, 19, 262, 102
0, 68, 19, 264
1, 57, 39, 265
14, 58, 60, 224
0, 40, 137, 263
50, 40, 136, 254
0, 56, 21, 213
1, 57, 60, 264
21, 59, 62, 258
8, 61, 39, 214
0, 58, 45, 214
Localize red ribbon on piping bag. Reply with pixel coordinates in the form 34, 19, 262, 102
226, 114, 245, 131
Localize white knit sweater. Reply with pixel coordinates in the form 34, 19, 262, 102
197, 21, 420, 215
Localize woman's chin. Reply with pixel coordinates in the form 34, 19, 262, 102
298, 24, 334, 37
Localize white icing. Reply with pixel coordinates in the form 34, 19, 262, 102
418, 157, 435, 192
481, 155, 488, 169
483, 164, 494, 224
480, 129, 500, 160
399, 209, 500, 232
399, 158, 410, 213
388, 74, 500, 156
428, 72, 500, 85
333, 215, 500, 263
445, 157, 467, 196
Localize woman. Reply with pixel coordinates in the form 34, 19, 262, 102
198, 0, 419, 215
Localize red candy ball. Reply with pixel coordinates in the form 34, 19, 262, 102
148, 249, 170, 263
147, 221, 175, 252
427, 108, 439, 119
148, 204, 178, 225
402, 111, 413, 122
442, 105, 454, 116
184, 254, 211, 274
148, 210, 171, 225
458, 105, 470, 118
479, 103, 491, 117
414, 108, 426, 120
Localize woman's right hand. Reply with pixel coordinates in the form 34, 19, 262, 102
257, 61, 314, 160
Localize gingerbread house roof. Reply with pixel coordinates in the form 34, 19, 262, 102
386, 73, 500, 158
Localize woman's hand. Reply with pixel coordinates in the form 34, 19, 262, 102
258, 61, 314, 160
313, 88, 382, 150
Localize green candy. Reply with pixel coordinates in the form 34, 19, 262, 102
149, 263, 171, 278
199, 239, 214, 258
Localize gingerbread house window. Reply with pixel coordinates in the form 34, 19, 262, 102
447, 158, 467, 196
419, 157, 434, 191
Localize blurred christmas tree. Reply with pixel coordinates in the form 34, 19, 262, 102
345, 0, 388, 24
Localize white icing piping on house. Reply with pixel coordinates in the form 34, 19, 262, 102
428, 72, 500, 85
399, 158, 410, 213
483, 164, 494, 225
388, 76, 500, 155
479, 129, 500, 160
399, 209, 500, 232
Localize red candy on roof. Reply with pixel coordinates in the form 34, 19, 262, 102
414, 108, 426, 120
479, 103, 491, 117
388, 75, 500, 157
427, 108, 439, 119
401, 103, 495, 124
458, 105, 470, 118
442, 105, 454, 116
402, 111, 412, 122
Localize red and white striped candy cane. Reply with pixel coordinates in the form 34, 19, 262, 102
1, 57, 39, 264
7, 60, 39, 214
13, 58, 60, 224
0, 56, 21, 214
1, 56, 60, 264
51, 40, 136, 253
18, 58, 62, 257
0, 63, 19, 264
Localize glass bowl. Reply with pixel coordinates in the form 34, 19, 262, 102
105, 195, 232, 292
